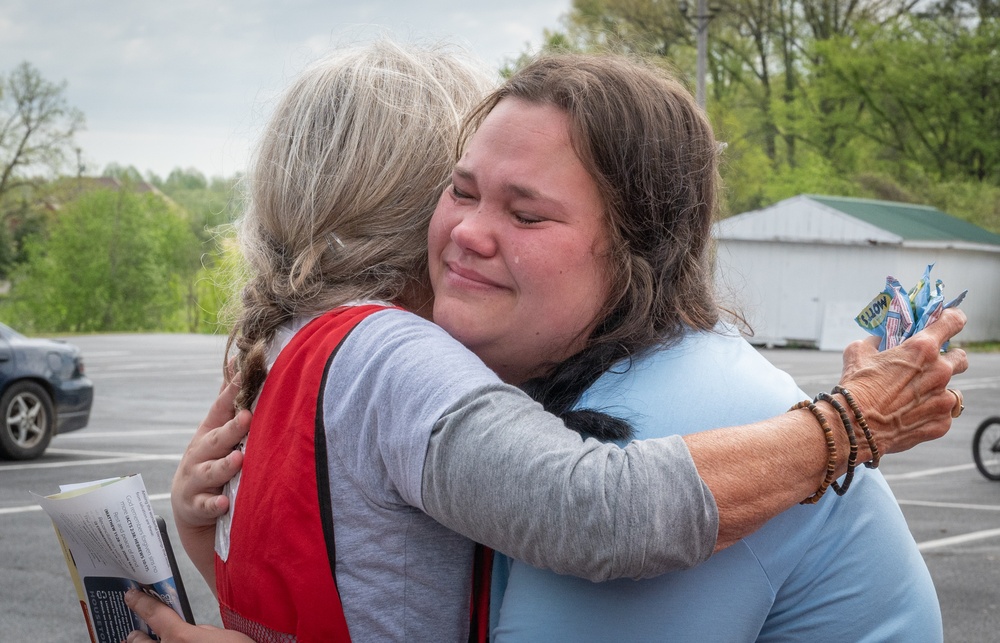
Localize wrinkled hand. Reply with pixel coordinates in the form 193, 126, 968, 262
123, 589, 253, 643
840, 307, 968, 455
172, 378, 251, 590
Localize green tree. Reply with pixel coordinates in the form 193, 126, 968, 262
807, 15, 1000, 184
102, 163, 144, 183
191, 231, 245, 334
539, 1, 1000, 220
164, 167, 208, 191
3, 188, 199, 332
152, 167, 243, 240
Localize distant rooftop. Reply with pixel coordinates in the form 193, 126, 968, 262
807, 194, 1000, 246
41, 176, 166, 212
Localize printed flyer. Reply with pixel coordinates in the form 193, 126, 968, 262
33, 474, 193, 643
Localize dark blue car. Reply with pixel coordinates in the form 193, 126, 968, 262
0, 323, 94, 460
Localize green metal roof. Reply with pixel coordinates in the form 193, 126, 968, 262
807, 194, 1000, 246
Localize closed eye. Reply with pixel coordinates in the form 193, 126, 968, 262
450, 184, 475, 200
513, 212, 543, 225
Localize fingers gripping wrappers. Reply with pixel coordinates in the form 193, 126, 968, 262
855, 263, 967, 351
788, 263, 969, 503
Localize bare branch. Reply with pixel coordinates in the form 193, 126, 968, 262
0, 62, 84, 197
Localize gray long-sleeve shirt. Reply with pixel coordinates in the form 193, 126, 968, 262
309, 306, 717, 640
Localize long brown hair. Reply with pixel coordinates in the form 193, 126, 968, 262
461, 54, 722, 438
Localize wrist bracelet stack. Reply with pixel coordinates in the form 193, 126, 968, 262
815, 392, 858, 496
832, 385, 881, 469
791, 399, 838, 504
792, 387, 881, 504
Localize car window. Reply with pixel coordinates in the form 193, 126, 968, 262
0, 322, 25, 341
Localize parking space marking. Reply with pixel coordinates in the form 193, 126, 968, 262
918, 527, 1000, 551
54, 429, 195, 439
42, 447, 183, 459
87, 367, 222, 378
790, 374, 843, 387
88, 362, 215, 372
787, 374, 1000, 391
0, 452, 181, 471
951, 375, 1000, 390
899, 499, 1000, 512
77, 351, 132, 358
882, 463, 976, 480
0, 492, 172, 516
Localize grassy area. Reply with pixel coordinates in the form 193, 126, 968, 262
957, 341, 1000, 353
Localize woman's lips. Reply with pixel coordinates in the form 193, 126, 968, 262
444, 261, 506, 291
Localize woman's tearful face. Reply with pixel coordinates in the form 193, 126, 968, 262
428, 98, 612, 384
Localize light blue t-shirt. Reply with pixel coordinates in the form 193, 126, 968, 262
491, 328, 942, 642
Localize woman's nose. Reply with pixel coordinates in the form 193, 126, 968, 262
450, 206, 498, 258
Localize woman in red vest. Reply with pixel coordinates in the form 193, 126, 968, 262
126, 41, 966, 643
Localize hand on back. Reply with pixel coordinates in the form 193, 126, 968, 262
172, 379, 249, 528
172, 377, 251, 589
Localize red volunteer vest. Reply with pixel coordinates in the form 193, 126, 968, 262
214, 305, 490, 642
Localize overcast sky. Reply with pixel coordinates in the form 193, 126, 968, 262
2, 0, 568, 179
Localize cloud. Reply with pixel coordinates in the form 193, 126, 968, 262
1, 0, 566, 178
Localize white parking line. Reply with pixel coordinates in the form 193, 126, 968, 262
790, 373, 843, 387
88, 362, 216, 372
951, 375, 1000, 390
918, 527, 1000, 551
0, 492, 172, 516
0, 451, 181, 471
882, 463, 977, 480
54, 429, 195, 439
897, 499, 1000, 550
43, 447, 183, 459
77, 351, 132, 358
89, 368, 222, 378
899, 499, 1000, 512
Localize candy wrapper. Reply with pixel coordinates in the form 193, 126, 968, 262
855, 263, 967, 351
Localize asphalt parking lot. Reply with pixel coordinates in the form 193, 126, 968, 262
0, 333, 229, 642
1, 333, 997, 641
763, 346, 1000, 643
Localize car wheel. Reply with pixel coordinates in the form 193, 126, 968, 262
0, 381, 55, 460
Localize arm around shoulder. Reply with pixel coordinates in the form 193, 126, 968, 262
421, 386, 717, 581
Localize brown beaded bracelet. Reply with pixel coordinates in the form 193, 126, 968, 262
791, 399, 838, 504
815, 391, 858, 496
832, 385, 881, 468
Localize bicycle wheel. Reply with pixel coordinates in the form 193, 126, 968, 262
972, 417, 1000, 481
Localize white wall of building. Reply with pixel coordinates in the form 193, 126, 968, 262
713, 199, 1000, 350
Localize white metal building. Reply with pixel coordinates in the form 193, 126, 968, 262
713, 194, 1000, 350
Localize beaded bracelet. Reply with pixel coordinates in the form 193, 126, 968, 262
815, 392, 858, 496
832, 385, 881, 468
791, 399, 837, 504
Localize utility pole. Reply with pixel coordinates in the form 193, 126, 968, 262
695, 0, 708, 108
679, 0, 715, 109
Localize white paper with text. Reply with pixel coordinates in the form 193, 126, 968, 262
33, 474, 185, 643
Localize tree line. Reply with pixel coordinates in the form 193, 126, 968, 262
0, 60, 240, 334
524, 0, 1000, 232
2, 0, 998, 334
